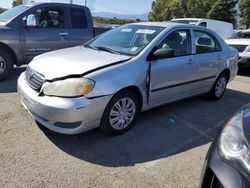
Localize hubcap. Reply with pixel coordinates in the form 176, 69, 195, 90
215, 77, 227, 98
109, 98, 136, 130
0, 56, 6, 75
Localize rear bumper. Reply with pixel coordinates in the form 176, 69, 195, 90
18, 73, 112, 135
200, 135, 250, 188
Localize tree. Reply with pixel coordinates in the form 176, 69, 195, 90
149, 0, 216, 21
239, 0, 250, 29
148, 0, 237, 26
12, 0, 23, 7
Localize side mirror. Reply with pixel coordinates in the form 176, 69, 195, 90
148, 48, 175, 61
26, 14, 38, 27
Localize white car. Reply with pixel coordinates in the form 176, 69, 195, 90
226, 30, 250, 68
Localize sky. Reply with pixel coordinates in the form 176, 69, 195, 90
0, 0, 154, 14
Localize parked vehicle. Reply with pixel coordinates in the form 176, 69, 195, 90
0, 3, 109, 80
171, 18, 234, 39
18, 22, 238, 135
226, 30, 250, 68
200, 104, 250, 188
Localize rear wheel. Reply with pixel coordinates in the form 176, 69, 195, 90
208, 73, 228, 100
100, 91, 140, 135
0, 49, 14, 81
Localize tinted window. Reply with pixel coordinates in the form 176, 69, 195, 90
28, 8, 65, 28
71, 8, 87, 28
194, 30, 221, 54
159, 30, 191, 57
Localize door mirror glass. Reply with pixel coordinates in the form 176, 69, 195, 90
150, 48, 175, 60
26, 14, 38, 27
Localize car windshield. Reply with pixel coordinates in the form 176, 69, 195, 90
85, 25, 165, 56
171, 20, 199, 25
0, 5, 29, 22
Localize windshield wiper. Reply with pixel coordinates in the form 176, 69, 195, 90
83, 44, 98, 50
93, 46, 122, 55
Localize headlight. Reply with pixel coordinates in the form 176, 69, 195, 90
43, 78, 95, 97
218, 110, 250, 177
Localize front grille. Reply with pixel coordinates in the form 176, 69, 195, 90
25, 67, 45, 90
229, 44, 248, 52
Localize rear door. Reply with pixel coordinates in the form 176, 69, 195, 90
69, 7, 94, 47
22, 5, 70, 62
149, 29, 197, 107
191, 29, 222, 92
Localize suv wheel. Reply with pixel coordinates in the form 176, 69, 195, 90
0, 49, 14, 81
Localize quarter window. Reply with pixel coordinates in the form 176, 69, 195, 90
70, 8, 87, 28
194, 30, 221, 54
159, 29, 191, 57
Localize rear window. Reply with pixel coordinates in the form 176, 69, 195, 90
70, 8, 87, 28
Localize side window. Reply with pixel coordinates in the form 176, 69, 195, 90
194, 30, 221, 54
159, 29, 191, 57
70, 8, 87, 28
199, 22, 207, 27
30, 8, 65, 28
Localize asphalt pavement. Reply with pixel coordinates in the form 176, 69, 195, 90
0, 67, 249, 188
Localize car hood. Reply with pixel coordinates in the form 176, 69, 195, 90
225, 39, 250, 46
29, 46, 131, 80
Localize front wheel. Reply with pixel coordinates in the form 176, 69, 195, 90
208, 73, 228, 100
100, 91, 140, 135
0, 49, 14, 81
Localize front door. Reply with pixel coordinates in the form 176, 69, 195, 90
149, 29, 197, 107
22, 6, 70, 62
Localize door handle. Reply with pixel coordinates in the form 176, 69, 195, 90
59, 32, 69, 37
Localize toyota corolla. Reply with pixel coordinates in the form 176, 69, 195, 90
18, 22, 238, 135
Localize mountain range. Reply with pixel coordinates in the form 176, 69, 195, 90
93, 12, 149, 21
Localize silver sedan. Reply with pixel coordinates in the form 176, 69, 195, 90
18, 22, 238, 135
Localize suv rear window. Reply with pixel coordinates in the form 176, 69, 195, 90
70, 8, 87, 28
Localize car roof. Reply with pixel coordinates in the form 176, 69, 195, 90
128, 22, 202, 29
26, 2, 86, 8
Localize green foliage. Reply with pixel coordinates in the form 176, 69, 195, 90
12, 0, 23, 7
149, 0, 236, 26
239, 0, 250, 28
94, 17, 136, 25
208, 0, 237, 25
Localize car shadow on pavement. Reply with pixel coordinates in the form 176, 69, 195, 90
39, 88, 250, 167
238, 68, 250, 77
0, 66, 26, 93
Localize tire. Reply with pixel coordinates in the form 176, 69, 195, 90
0, 48, 14, 81
208, 73, 228, 101
100, 90, 140, 135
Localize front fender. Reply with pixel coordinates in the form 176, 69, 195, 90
85, 58, 149, 111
